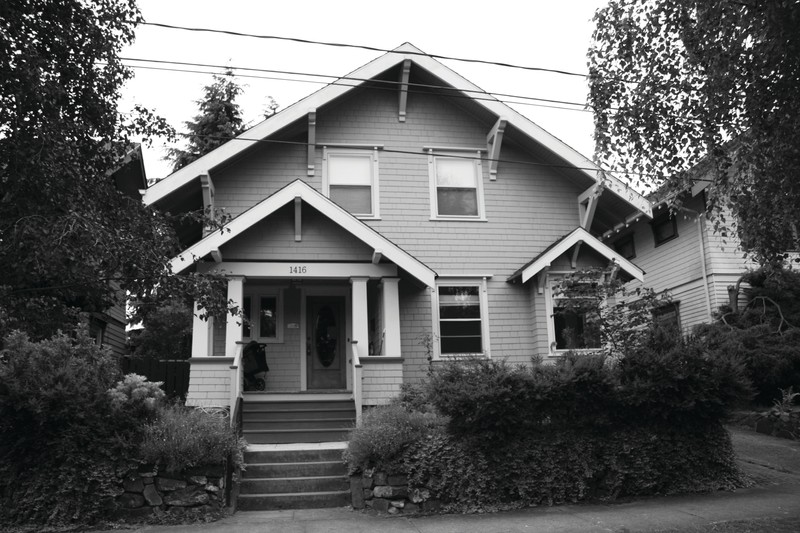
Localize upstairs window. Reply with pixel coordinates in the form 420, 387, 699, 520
428, 150, 485, 219
613, 233, 636, 259
323, 148, 379, 218
651, 211, 678, 246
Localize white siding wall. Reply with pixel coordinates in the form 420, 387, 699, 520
361, 360, 403, 405
185, 359, 231, 408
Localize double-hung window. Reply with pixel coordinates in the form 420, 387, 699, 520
323, 147, 380, 218
242, 291, 283, 343
428, 149, 485, 219
433, 279, 490, 357
546, 277, 602, 352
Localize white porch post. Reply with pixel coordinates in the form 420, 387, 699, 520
225, 276, 245, 358
190, 301, 214, 357
380, 278, 401, 356
350, 277, 369, 361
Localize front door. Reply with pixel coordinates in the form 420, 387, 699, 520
307, 296, 347, 390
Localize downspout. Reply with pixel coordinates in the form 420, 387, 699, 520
681, 207, 713, 321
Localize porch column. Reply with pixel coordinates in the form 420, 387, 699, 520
380, 278, 401, 356
225, 276, 245, 358
190, 301, 214, 357
350, 277, 369, 361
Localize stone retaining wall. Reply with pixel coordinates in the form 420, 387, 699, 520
349, 469, 440, 514
114, 464, 227, 522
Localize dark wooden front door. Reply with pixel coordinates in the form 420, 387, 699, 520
307, 296, 347, 390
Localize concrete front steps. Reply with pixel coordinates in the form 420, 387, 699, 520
238, 444, 351, 511
238, 394, 355, 511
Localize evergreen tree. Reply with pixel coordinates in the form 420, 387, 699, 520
168, 70, 246, 171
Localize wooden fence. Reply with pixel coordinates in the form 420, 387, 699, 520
120, 356, 191, 400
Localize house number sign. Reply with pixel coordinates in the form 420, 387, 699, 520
289, 265, 308, 275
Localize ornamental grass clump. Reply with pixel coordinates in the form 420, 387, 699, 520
139, 404, 246, 473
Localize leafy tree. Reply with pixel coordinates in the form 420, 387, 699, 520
588, 0, 800, 262
168, 70, 246, 171
128, 298, 193, 360
0, 1, 231, 341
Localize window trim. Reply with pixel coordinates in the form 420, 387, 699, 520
322, 146, 380, 219
427, 149, 486, 221
242, 289, 284, 343
544, 274, 603, 355
431, 277, 491, 359
651, 211, 678, 246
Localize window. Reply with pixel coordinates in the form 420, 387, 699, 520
546, 277, 602, 352
429, 151, 485, 219
651, 211, 678, 246
323, 148, 379, 217
242, 291, 283, 342
653, 302, 681, 333
613, 233, 636, 259
433, 279, 490, 357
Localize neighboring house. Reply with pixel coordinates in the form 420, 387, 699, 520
601, 171, 757, 334
142, 44, 654, 417
89, 145, 149, 356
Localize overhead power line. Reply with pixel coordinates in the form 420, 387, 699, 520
118, 57, 594, 113
136, 21, 590, 79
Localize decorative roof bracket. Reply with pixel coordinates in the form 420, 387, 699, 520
307, 108, 317, 177
398, 59, 411, 123
486, 117, 507, 181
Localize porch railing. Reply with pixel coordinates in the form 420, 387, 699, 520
351, 341, 363, 425
229, 343, 245, 428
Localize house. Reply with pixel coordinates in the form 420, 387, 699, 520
142, 43, 653, 427
88, 145, 149, 356
599, 166, 758, 334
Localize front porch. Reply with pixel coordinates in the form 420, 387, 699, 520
184, 265, 406, 422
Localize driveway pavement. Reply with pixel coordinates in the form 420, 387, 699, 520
102, 427, 800, 533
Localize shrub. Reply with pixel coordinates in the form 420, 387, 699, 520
697, 322, 800, 405
108, 373, 166, 418
619, 334, 753, 423
404, 422, 741, 512
138, 404, 246, 473
0, 330, 136, 526
343, 404, 442, 474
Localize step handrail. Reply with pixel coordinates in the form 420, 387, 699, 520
230, 342, 245, 428
350, 341, 363, 425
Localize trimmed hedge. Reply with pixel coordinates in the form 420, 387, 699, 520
346, 333, 750, 512
403, 422, 740, 512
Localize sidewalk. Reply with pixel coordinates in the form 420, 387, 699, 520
103, 427, 800, 533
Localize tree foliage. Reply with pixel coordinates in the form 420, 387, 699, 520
589, 0, 800, 262
0, 1, 231, 341
168, 70, 246, 171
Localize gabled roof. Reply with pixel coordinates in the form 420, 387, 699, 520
508, 227, 644, 284
142, 43, 650, 216
169, 179, 437, 287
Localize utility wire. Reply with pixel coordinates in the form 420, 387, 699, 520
136, 21, 590, 79
118, 61, 594, 114
119, 57, 593, 109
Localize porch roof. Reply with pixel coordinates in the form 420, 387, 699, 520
169, 179, 437, 287
507, 227, 645, 284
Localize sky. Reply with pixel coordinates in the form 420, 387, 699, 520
119, 0, 609, 182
